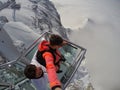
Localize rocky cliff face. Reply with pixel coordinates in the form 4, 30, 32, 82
0, 0, 69, 61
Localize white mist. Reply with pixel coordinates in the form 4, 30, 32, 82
52, 0, 120, 90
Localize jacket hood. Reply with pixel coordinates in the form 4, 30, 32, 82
38, 40, 49, 51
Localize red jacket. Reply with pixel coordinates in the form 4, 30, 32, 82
38, 40, 61, 89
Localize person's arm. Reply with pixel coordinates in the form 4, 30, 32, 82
43, 52, 62, 90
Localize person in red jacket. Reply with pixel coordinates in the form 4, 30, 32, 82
24, 34, 67, 90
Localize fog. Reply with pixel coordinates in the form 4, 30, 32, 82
51, 0, 120, 90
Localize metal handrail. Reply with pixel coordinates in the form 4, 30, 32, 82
0, 31, 87, 90
0, 31, 48, 68
0, 82, 15, 90
23, 31, 48, 55
63, 49, 86, 89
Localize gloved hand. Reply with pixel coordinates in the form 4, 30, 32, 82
54, 87, 62, 90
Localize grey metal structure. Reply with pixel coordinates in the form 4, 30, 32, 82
0, 31, 86, 90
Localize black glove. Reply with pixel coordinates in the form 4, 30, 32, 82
60, 55, 66, 62
56, 70, 63, 73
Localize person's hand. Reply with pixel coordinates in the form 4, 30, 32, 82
54, 87, 62, 90
62, 40, 67, 46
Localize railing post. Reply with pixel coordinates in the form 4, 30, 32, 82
9, 84, 15, 90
